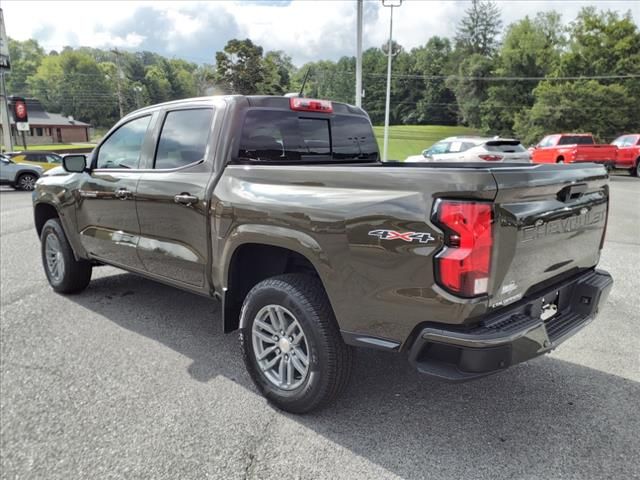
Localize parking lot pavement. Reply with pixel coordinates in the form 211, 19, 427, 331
1, 176, 639, 480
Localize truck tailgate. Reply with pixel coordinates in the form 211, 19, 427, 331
488, 164, 608, 308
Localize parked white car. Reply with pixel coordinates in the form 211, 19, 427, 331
406, 136, 532, 163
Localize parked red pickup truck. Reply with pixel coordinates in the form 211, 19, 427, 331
531, 134, 618, 168
612, 134, 640, 177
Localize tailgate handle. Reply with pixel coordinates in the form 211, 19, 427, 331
558, 183, 587, 202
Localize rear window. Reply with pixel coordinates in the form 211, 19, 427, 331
485, 141, 526, 153
558, 136, 594, 145
237, 110, 378, 163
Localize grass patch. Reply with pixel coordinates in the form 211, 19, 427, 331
373, 125, 479, 160
24, 144, 95, 151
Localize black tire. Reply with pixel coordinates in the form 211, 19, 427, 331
556, 157, 564, 164
40, 218, 92, 294
632, 158, 640, 177
16, 173, 38, 191
240, 274, 353, 414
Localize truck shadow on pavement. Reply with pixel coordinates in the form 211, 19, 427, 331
73, 271, 639, 479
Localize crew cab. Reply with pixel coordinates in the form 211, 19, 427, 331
32, 96, 613, 413
531, 133, 618, 168
611, 134, 640, 176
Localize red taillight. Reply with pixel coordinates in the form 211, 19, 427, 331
478, 154, 503, 161
289, 97, 333, 113
434, 200, 493, 297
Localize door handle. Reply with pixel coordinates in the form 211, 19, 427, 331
174, 193, 198, 206
114, 188, 132, 200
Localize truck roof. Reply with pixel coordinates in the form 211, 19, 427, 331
124, 95, 367, 121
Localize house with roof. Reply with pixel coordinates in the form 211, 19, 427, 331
5, 97, 91, 145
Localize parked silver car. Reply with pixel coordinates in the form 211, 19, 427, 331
0, 154, 44, 191
406, 136, 531, 163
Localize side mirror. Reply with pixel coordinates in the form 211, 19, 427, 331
422, 149, 432, 158
62, 154, 87, 173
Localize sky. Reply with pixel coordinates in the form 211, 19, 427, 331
3, 0, 639, 66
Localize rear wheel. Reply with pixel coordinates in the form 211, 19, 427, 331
556, 157, 565, 164
16, 173, 37, 191
40, 218, 92, 293
240, 274, 353, 413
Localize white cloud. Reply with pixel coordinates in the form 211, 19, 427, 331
3, 0, 639, 64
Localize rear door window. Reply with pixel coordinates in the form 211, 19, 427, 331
237, 110, 378, 163
155, 108, 214, 169
558, 136, 594, 145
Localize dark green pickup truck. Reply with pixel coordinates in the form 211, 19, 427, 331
33, 95, 613, 413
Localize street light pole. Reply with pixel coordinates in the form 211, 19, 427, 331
355, 0, 363, 108
381, 0, 401, 162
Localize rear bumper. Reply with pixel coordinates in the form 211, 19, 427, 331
408, 269, 613, 381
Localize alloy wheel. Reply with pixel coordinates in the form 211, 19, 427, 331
251, 304, 310, 390
45, 233, 65, 282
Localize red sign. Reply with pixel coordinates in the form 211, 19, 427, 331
13, 98, 28, 122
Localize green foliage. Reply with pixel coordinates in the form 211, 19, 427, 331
455, 0, 503, 56
6, 39, 45, 96
215, 39, 265, 94
514, 80, 639, 145
447, 54, 493, 128
29, 50, 115, 127
480, 12, 566, 135
413, 37, 457, 125
4, 3, 638, 140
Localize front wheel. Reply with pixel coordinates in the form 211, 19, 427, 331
40, 218, 92, 293
240, 274, 353, 414
632, 159, 640, 177
17, 173, 38, 191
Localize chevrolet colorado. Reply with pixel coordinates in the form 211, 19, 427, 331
33, 96, 613, 413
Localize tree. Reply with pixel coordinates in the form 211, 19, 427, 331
455, 0, 503, 56
215, 39, 265, 94
5, 39, 45, 96
513, 80, 639, 145
258, 51, 295, 95
29, 50, 116, 127
447, 54, 493, 128
413, 37, 457, 125
480, 12, 566, 135
558, 7, 640, 77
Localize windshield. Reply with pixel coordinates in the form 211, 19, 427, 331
237, 110, 379, 163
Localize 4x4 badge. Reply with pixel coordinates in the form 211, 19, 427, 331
368, 229, 434, 244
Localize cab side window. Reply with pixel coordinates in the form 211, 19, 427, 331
96, 115, 151, 169
154, 109, 214, 169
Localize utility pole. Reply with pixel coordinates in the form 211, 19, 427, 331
0, 8, 12, 152
381, 0, 402, 162
0, 72, 12, 152
355, 0, 363, 108
110, 49, 125, 118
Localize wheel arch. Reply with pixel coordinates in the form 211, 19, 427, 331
220, 226, 333, 334
33, 200, 87, 261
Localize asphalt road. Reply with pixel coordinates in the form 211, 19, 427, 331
1, 176, 639, 480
